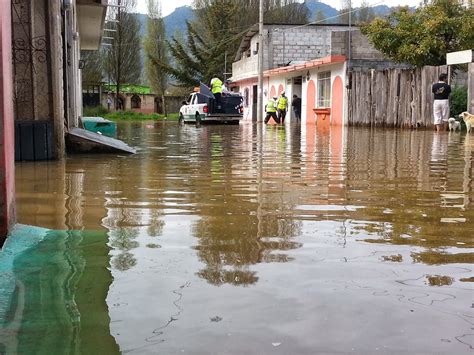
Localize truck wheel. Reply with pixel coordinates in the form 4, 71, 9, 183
179, 114, 184, 126
195, 113, 201, 126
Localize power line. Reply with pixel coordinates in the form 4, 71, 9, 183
279, 0, 387, 32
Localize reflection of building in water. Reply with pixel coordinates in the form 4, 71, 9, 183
190, 126, 303, 286
344, 129, 473, 259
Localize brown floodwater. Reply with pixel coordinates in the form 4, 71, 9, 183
6, 121, 474, 353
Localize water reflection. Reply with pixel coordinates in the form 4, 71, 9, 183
14, 123, 474, 276
109, 228, 139, 271
0, 226, 118, 354
9, 122, 474, 353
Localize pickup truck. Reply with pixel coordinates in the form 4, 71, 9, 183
179, 91, 244, 125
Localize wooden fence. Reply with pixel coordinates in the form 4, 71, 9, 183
348, 66, 448, 127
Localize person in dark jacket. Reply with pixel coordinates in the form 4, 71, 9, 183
432, 73, 451, 132
291, 95, 302, 122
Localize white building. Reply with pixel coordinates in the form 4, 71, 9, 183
230, 23, 397, 127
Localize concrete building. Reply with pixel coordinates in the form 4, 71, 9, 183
11, 0, 108, 160
231, 23, 402, 126
1, 0, 108, 241
100, 85, 184, 115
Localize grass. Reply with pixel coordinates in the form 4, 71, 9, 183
83, 107, 179, 121
83, 106, 108, 117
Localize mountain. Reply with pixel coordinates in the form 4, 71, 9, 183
134, 6, 194, 40
136, 3, 412, 39
304, 0, 339, 21
135, 13, 147, 36
370, 5, 393, 17
163, 6, 194, 38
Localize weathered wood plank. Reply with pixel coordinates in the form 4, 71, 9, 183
348, 65, 450, 128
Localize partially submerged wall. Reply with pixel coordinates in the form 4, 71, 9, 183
0, 0, 16, 242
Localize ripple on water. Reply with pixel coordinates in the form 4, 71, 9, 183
9, 123, 474, 353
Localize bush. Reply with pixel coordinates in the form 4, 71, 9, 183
103, 111, 180, 121
83, 106, 109, 117
450, 85, 467, 117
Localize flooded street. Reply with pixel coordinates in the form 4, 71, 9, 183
4, 121, 474, 353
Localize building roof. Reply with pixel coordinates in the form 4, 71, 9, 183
77, 0, 108, 50
264, 55, 346, 76
104, 84, 153, 95
230, 55, 346, 85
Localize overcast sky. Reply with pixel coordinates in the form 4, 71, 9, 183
135, 0, 418, 17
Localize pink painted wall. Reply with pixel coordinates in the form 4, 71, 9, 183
277, 84, 284, 95
0, 0, 16, 242
270, 85, 276, 98
306, 80, 316, 124
331, 76, 343, 126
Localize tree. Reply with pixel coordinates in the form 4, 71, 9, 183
361, 0, 474, 67
356, 0, 375, 24
314, 10, 327, 24
152, 0, 309, 87
103, 0, 142, 109
338, 0, 351, 24
144, 0, 169, 115
80, 50, 103, 84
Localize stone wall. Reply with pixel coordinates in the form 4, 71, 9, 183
11, 0, 66, 158
266, 25, 351, 68
331, 30, 412, 70
233, 24, 352, 80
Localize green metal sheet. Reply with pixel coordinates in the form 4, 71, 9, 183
82, 117, 117, 138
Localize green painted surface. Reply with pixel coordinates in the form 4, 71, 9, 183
103, 84, 152, 95
0, 225, 119, 354
82, 117, 117, 138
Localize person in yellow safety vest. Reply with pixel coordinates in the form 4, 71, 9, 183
277, 91, 288, 124
210, 76, 223, 112
264, 96, 280, 124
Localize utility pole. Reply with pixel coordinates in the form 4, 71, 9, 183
348, 0, 352, 69
257, 0, 264, 122
115, 0, 122, 110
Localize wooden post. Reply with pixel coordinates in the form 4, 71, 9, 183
468, 62, 474, 113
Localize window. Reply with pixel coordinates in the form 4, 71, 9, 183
317, 71, 331, 108
244, 88, 249, 107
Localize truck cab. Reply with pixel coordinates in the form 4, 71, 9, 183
179, 92, 244, 125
